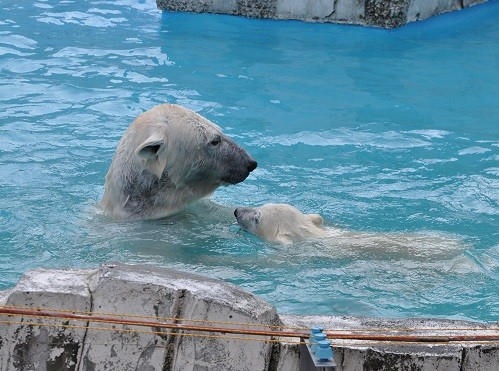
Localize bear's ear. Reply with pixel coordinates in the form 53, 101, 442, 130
135, 134, 164, 160
135, 134, 167, 178
308, 214, 323, 227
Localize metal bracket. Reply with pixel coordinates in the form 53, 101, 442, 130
300, 338, 337, 371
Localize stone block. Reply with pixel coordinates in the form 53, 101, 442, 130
332, 0, 365, 25
77, 263, 282, 370
407, 0, 462, 23
0, 269, 96, 371
212, 0, 238, 13
337, 345, 462, 370
462, 0, 488, 6
280, 314, 499, 371
156, 0, 490, 28
1, 266, 498, 370
462, 345, 499, 371
276, 0, 336, 21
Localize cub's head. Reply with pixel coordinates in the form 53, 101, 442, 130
234, 203, 325, 244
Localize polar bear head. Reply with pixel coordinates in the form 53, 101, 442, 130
101, 104, 257, 220
131, 104, 257, 186
234, 203, 326, 244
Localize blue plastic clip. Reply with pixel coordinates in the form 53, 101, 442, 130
309, 326, 323, 338
309, 327, 324, 352
315, 339, 334, 361
312, 332, 327, 353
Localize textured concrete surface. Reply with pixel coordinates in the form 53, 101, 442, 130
0, 269, 95, 371
0, 264, 497, 370
156, 0, 489, 28
0, 264, 281, 371
280, 314, 499, 371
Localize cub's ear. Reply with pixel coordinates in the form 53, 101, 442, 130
308, 214, 323, 227
135, 134, 167, 178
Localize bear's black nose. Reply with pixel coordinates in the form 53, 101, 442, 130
234, 208, 239, 218
247, 160, 257, 172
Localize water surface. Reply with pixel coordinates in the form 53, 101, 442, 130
0, 0, 498, 322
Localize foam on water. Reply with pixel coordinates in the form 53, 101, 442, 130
0, 0, 498, 322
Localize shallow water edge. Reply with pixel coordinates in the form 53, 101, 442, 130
156, 0, 490, 28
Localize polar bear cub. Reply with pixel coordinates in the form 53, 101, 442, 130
234, 203, 327, 244
101, 104, 257, 220
234, 203, 466, 258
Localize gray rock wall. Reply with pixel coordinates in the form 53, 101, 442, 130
1, 264, 497, 370
280, 314, 499, 371
0, 264, 281, 371
156, 0, 489, 28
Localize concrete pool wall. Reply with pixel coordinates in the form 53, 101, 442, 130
0, 264, 497, 370
156, 0, 489, 28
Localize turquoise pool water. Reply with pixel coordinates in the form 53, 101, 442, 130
0, 0, 498, 322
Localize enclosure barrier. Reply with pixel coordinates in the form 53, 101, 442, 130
0, 264, 497, 370
1, 306, 498, 344
1, 304, 498, 370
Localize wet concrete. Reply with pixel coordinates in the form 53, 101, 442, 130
0, 264, 497, 370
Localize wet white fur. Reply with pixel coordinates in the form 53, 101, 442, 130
101, 104, 256, 220
235, 203, 327, 245
235, 203, 466, 258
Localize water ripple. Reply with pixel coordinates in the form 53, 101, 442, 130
37, 11, 127, 28
51, 46, 173, 66
0, 0, 497, 322
255, 128, 431, 149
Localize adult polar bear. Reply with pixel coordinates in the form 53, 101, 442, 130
101, 104, 257, 220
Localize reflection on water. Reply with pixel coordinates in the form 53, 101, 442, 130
0, 0, 498, 322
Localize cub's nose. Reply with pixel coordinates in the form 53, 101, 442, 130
247, 160, 257, 172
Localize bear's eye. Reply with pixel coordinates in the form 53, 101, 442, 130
210, 135, 222, 146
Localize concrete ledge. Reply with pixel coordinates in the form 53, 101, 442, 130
280, 314, 499, 370
156, 0, 489, 28
0, 264, 497, 370
0, 264, 281, 371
